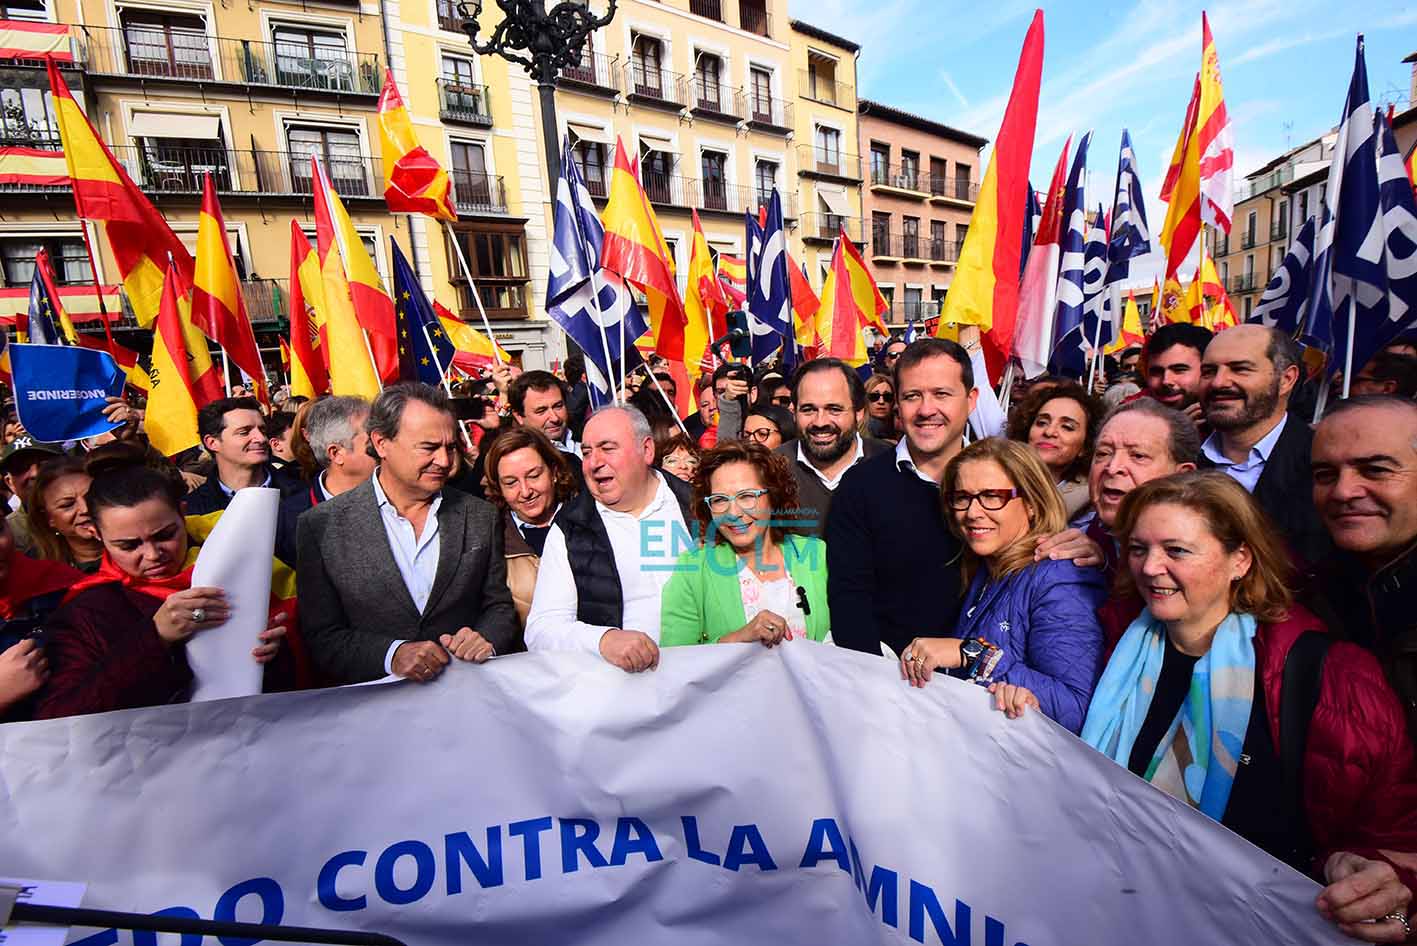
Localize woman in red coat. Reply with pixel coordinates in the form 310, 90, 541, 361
34, 465, 287, 720
1081, 473, 1417, 943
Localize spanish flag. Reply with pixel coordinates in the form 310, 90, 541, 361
683, 210, 729, 384
1188, 256, 1237, 331
1104, 291, 1147, 355
0, 146, 67, 186
46, 59, 193, 328
788, 254, 822, 356
817, 232, 888, 367
287, 222, 330, 400
147, 262, 203, 456
311, 157, 396, 390
1157, 275, 1189, 325
1160, 74, 1202, 280
433, 300, 508, 373
934, 10, 1044, 384
194, 175, 267, 404
377, 69, 456, 222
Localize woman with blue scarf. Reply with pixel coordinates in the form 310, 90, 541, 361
1078, 472, 1417, 943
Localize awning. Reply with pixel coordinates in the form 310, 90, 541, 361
638, 132, 677, 154
817, 185, 849, 216
567, 122, 611, 145
128, 111, 221, 140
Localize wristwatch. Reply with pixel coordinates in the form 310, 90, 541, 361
959, 637, 1002, 682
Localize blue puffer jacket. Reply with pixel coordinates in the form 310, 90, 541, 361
952, 557, 1106, 733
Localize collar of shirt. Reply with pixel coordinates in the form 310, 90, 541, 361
554, 429, 582, 457
316, 472, 334, 502
371, 469, 443, 523
1201, 413, 1288, 471
217, 466, 272, 497
894, 437, 938, 485
797, 435, 864, 491
512, 503, 561, 532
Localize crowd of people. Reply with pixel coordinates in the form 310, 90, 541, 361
1, 321, 1416, 940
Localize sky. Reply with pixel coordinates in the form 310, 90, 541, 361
787, 0, 1417, 281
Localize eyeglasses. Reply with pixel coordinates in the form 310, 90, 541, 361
770, 394, 793, 407
867, 391, 894, 403
946, 488, 1021, 512
743, 427, 778, 443
703, 488, 769, 514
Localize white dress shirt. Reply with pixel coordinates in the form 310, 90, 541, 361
1201, 414, 1288, 494
216, 467, 272, 497
894, 437, 938, 485
797, 435, 865, 492
524, 472, 687, 653
371, 471, 442, 673
554, 429, 582, 458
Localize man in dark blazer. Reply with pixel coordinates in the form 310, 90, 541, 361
1198, 324, 1331, 566
297, 383, 517, 684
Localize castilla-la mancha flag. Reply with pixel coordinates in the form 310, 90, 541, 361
934, 10, 1044, 384
377, 69, 456, 222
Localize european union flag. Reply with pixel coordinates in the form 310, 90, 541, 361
26, 264, 64, 346
390, 239, 454, 385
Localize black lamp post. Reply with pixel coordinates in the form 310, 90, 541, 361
456, 0, 617, 188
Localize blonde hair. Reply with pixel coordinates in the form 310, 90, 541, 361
941, 437, 1066, 586
1112, 471, 1291, 623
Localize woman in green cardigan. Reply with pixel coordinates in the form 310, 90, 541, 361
660, 441, 830, 646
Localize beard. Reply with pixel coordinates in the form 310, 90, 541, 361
1204, 378, 1280, 431
801, 424, 856, 465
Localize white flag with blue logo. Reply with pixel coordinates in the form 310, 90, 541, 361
1050, 133, 1092, 377
1252, 213, 1318, 333
746, 191, 792, 363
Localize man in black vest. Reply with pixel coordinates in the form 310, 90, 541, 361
524, 404, 693, 673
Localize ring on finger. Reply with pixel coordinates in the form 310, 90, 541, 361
1382, 913, 1411, 937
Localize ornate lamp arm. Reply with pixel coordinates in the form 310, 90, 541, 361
456, 0, 618, 85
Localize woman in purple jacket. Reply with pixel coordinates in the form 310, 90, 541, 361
900, 437, 1105, 733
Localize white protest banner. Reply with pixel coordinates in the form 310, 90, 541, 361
185, 487, 278, 702
0, 645, 1345, 946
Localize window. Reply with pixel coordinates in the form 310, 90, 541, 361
904, 286, 923, 320
273, 27, 354, 92
287, 125, 365, 195
440, 56, 486, 118
447, 225, 528, 318
899, 151, 919, 190
640, 140, 676, 204
570, 133, 607, 197
930, 220, 946, 260
807, 54, 836, 104
0, 237, 88, 288
739, 0, 768, 37
814, 126, 841, 173
435, 0, 460, 32
139, 131, 230, 192
630, 33, 664, 98
902, 217, 919, 257
121, 11, 212, 80
694, 52, 722, 112
870, 143, 888, 185
1220, 261, 1228, 283
1244, 253, 1254, 278
930, 157, 947, 196
1298, 190, 1309, 223
0, 87, 59, 147
1245, 209, 1257, 245
955, 223, 969, 246
700, 150, 727, 210
750, 67, 773, 123
450, 141, 499, 211
0, 0, 47, 22
872, 212, 891, 256
754, 159, 778, 208
955, 164, 972, 200
1244, 297, 1253, 319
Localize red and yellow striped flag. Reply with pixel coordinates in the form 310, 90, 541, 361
818, 232, 888, 367
287, 222, 330, 400
433, 300, 508, 374
377, 69, 456, 222
147, 262, 203, 456
311, 162, 382, 398
934, 10, 1044, 385
683, 210, 729, 384
46, 59, 193, 327
788, 253, 822, 356
1105, 291, 1146, 355
194, 174, 267, 404
0, 146, 67, 186
1, 21, 72, 60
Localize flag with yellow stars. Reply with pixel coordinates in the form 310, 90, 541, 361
390, 238, 455, 385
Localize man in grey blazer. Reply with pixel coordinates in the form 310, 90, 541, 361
297, 383, 517, 684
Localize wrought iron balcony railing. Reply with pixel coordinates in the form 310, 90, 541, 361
437, 78, 493, 126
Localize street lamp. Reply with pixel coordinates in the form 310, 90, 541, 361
457, 0, 617, 186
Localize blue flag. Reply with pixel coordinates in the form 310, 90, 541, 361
747, 192, 792, 363
1252, 213, 1317, 332
390, 239, 454, 386
26, 265, 64, 346
1106, 129, 1152, 280
1021, 183, 1040, 283
1050, 131, 1093, 377
10, 343, 123, 441
1081, 205, 1113, 353
546, 136, 646, 403
1365, 112, 1417, 355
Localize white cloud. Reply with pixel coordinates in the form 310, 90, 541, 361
939, 70, 969, 109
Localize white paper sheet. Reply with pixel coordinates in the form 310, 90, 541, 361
185, 487, 278, 702
0, 876, 86, 946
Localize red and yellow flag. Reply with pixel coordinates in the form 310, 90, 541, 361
788, 254, 822, 356
147, 262, 203, 456
683, 210, 729, 385
194, 175, 267, 404
311, 157, 398, 385
1160, 75, 1202, 280
433, 300, 508, 375
1, 21, 72, 60
818, 232, 888, 367
1189, 256, 1238, 331
287, 222, 330, 400
1105, 291, 1146, 355
377, 69, 456, 222
46, 60, 193, 327
0, 146, 67, 187
934, 10, 1044, 384
1196, 13, 1235, 232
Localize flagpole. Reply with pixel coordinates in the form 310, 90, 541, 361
417, 316, 476, 451
220, 348, 233, 397
618, 297, 627, 400
441, 220, 505, 366
642, 367, 693, 441
77, 221, 121, 359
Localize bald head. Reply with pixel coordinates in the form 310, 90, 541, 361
581, 405, 657, 512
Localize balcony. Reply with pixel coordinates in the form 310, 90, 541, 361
437, 78, 493, 127
929, 176, 978, 205
799, 212, 865, 244
739, 90, 792, 133
695, 180, 796, 218
1240, 231, 1257, 249
738, 3, 770, 36
435, 0, 462, 32
871, 230, 929, 262
623, 61, 687, 109
640, 170, 693, 207
559, 50, 618, 94
451, 169, 508, 215
77, 25, 382, 97
242, 278, 288, 324
927, 239, 959, 264
1229, 274, 1257, 293
1214, 237, 1230, 256
689, 0, 722, 20
1270, 221, 1287, 242
796, 144, 862, 182
882, 300, 940, 326
869, 161, 928, 197
685, 77, 743, 122
798, 69, 855, 110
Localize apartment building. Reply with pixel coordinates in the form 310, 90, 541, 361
552, 0, 796, 342
788, 19, 860, 283
857, 98, 985, 330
